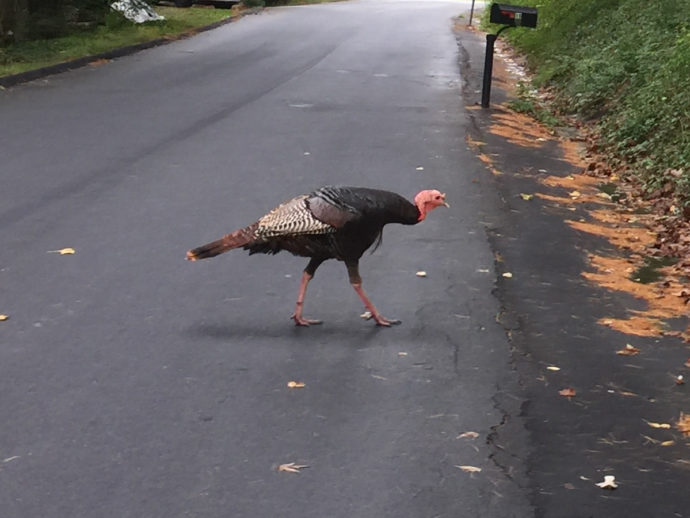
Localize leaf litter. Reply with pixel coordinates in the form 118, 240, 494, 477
616, 344, 641, 356
455, 465, 482, 473
278, 462, 309, 473
595, 475, 618, 490
48, 247, 76, 255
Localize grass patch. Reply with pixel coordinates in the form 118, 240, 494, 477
0, 7, 233, 78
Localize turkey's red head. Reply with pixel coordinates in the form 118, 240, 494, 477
414, 189, 449, 221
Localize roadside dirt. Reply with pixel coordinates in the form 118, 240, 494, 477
466, 29, 689, 343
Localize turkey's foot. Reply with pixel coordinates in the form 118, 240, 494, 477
373, 315, 401, 327
292, 314, 323, 326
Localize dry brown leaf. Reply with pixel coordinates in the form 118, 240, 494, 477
616, 344, 641, 356
278, 462, 309, 473
0, 314, 8, 322
457, 431, 480, 439
287, 381, 306, 389
455, 465, 482, 473
595, 475, 618, 490
559, 388, 576, 398
676, 413, 690, 436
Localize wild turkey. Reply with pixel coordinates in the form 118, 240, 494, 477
186, 186, 448, 326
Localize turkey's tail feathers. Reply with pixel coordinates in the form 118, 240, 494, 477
186, 224, 258, 261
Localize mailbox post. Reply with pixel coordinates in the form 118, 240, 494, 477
481, 3, 538, 108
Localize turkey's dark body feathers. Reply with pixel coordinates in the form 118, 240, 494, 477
244, 186, 420, 263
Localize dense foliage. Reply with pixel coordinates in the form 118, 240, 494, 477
487, 0, 690, 205
0, 0, 110, 42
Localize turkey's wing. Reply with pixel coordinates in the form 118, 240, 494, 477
257, 195, 335, 238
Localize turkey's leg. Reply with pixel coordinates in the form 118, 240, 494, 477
292, 258, 324, 326
346, 262, 401, 327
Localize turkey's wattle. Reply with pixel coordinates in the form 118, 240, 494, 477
186, 186, 448, 326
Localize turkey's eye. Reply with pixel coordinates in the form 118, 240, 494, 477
434, 195, 441, 200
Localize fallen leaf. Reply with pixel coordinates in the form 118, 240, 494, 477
563, 482, 575, 490
360, 311, 373, 320
644, 420, 671, 429
546, 366, 561, 371
569, 190, 582, 199
660, 440, 676, 447
416, 271, 427, 277
457, 431, 480, 439
676, 375, 685, 386
595, 475, 618, 490
616, 344, 640, 356
89, 58, 111, 67
278, 462, 309, 473
0, 314, 8, 322
685, 358, 690, 369
677, 413, 690, 436
502, 272, 513, 278
287, 381, 306, 389
455, 465, 482, 473
416, 166, 424, 171
398, 352, 408, 356
48, 247, 76, 255
559, 388, 576, 398
519, 193, 534, 201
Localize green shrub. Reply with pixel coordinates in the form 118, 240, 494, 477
483, 0, 690, 205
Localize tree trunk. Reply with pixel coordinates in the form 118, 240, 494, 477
0, 0, 30, 42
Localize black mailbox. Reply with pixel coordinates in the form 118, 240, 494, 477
490, 3, 538, 28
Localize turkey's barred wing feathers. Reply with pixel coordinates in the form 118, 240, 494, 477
256, 194, 336, 238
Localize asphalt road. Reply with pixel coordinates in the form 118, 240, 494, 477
0, 1, 532, 517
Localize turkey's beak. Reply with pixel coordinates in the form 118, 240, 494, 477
442, 194, 450, 208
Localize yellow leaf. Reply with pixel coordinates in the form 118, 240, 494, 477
660, 441, 675, 447
456, 465, 482, 473
49, 247, 76, 255
546, 366, 561, 371
0, 314, 8, 321
644, 420, 671, 429
278, 462, 308, 473
569, 190, 582, 199
519, 193, 534, 201
287, 381, 306, 389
